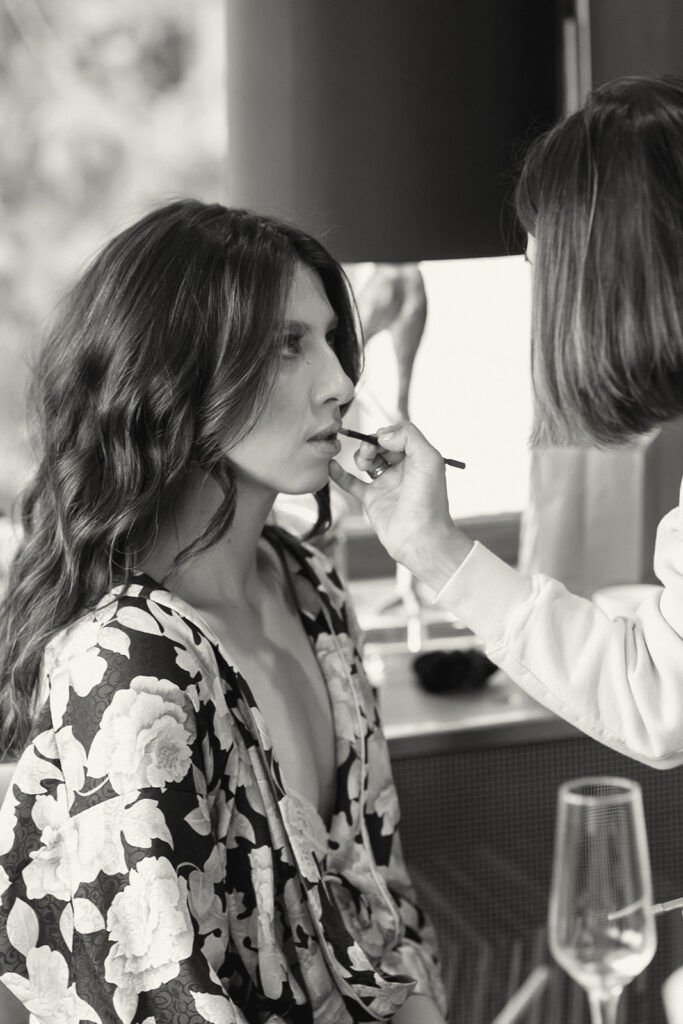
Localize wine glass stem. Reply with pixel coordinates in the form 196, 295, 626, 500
588, 990, 621, 1024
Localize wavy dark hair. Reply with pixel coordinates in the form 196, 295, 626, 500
0, 199, 362, 757
515, 75, 683, 447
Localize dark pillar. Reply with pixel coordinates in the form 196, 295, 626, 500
226, 1, 560, 262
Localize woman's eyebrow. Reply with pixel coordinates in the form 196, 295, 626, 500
283, 315, 339, 331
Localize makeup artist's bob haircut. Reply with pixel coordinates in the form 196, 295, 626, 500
515, 74, 683, 447
0, 198, 362, 756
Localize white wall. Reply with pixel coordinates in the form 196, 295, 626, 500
355, 254, 533, 518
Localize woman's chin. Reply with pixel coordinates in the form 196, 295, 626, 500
280, 468, 330, 496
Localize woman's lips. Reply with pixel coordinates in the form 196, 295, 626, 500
307, 432, 341, 455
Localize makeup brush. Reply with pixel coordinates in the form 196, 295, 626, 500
339, 426, 466, 470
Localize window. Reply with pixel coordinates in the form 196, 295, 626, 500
0, 0, 226, 514
355, 254, 533, 520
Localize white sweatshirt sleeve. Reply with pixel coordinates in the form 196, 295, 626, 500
432, 483, 683, 768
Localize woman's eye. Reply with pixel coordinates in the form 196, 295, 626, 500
282, 333, 303, 357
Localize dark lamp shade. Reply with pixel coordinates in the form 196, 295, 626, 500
226, 1, 559, 263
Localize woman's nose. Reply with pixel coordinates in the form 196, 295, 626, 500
314, 346, 355, 406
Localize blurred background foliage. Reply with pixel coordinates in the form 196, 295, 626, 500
0, 0, 226, 513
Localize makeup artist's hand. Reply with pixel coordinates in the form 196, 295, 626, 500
329, 421, 474, 593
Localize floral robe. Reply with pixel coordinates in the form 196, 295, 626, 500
0, 527, 446, 1024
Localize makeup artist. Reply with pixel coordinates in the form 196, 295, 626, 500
331, 74, 683, 771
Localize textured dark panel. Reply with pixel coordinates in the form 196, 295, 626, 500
590, 0, 683, 86
392, 736, 683, 1022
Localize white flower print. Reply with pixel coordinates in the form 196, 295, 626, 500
192, 762, 209, 798
73, 897, 105, 934
8, 743, 63, 798
248, 846, 289, 999
286, 936, 338, 1016
59, 904, 73, 949
314, 633, 358, 745
326, 827, 366, 892
224, 886, 260, 975
114, 604, 162, 638
104, 857, 193, 996
23, 792, 72, 901
202, 843, 227, 884
289, 544, 345, 618
184, 794, 212, 836
188, 853, 227, 936
248, 706, 273, 752
279, 792, 328, 883
230, 741, 273, 820
327, 874, 394, 962
88, 675, 195, 792
316, 565, 347, 616
249, 846, 274, 918
1, 946, 102, 1024
46, 607, 129, 729
345, 756, 362, 805
226, 807, 257, 848
306, 982, 348, 1024
256, 942, 288, 1001
365, 736, 399, 836
373, 784, 400, 837
210, 784, 232, 841
33, 729, 59, 761
55, 725, 87, 796
164, 617, 216, 688
6, 897, 39, 955
200, 931, 229, 974
23, 790, 173, 908
192, 990, 245, 1023
0, 785, 19, 856
347, 941, 374, 972
72, 796, 173, 883
144, 601, 231, 732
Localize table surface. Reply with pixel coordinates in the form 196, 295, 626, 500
349, 574, 581, 757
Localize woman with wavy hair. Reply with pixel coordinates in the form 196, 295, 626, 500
332, 74, 683, 769
0, 199, 446, 1024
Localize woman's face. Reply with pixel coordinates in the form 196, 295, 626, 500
227, 262, 355, 495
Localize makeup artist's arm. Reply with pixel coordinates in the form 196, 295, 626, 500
330, 421, 683, 768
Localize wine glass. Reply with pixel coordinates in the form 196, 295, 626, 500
548, 776, 657, 1024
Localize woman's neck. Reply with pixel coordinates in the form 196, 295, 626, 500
140, 468, 277, 611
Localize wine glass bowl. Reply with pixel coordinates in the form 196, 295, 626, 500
548, 777, 657, 1024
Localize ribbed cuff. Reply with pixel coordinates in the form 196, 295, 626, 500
431, 541, 534, 644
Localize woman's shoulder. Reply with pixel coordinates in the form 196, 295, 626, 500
43, 573, 223, 691
36, 576, 244, 774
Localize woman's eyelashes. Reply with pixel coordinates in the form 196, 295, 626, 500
281, 331, 304, 357
281, 329, 338, 359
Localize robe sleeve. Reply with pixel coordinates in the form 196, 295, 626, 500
0, 594, 256, 1024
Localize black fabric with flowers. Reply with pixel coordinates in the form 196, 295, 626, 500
0, 527, 446, 1023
